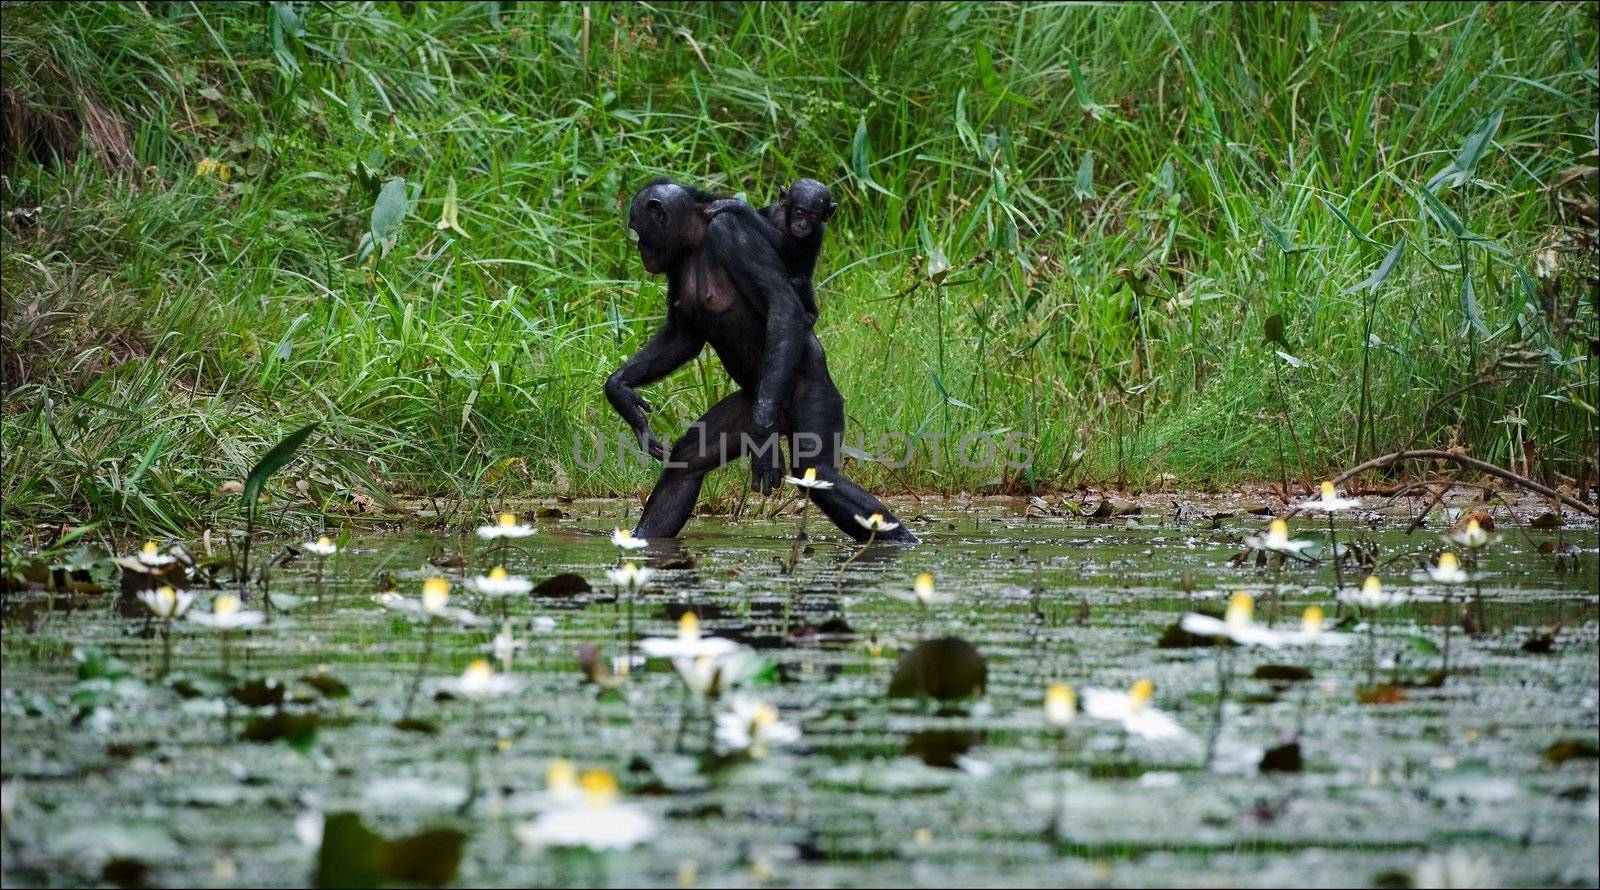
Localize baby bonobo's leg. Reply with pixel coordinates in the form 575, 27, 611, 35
787, 349, 916, 544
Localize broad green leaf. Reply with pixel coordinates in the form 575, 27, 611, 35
242, 422, 319, 514
369, 177, 407, 257
1460, 273, 1488, 338
1342, 236, 1407, 295
1316, 195, 1380, 246
1264, 313, 1290, 349
851, 118, 896, 198
1074, 151, 1095, 201
435, 176, 469, 238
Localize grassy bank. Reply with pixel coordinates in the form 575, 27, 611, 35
2, 1, 1596, 535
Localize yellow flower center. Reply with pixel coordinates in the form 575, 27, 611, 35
580, 769, 619, 807
545, 759, 577, 792
158, 586, 176, 609
422, 577, 450, 612
1045, 683, 1076, 725
615, 528, 635, 542
1320, 481, 1336, 500
1129, 679, 1154, 711
750, 703, 779, 729
678, 611, 701, 642
803, 467, 817, 483
214, 594, 240, 618
316, 535, 332, 548
463, 659, 493, 685
868, 513, 884, 527
1301, 605, 1325, 640
914, 572, 935, 603
489, 566, 509, 581
1225, 591, 1254, 631
497, 512, 517, 527
142, 541, 159, 556
1267, 517, 1290, 545
1361, 575, 1382, 598
1438, 552, 1459, 571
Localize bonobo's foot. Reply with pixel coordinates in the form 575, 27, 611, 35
873, 525, 919, 545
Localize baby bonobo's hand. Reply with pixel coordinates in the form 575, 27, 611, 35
703, 198, 741, 220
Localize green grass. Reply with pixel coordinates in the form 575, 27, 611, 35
1, 1, 1596, 536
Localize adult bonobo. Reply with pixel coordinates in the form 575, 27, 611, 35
705, 178, 836, 321
606, 177, 914, 544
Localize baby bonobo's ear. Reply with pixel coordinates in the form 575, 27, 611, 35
821, 201, 838, 221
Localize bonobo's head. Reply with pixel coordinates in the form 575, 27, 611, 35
778, 178, 836, 240
628, 179, 707, 274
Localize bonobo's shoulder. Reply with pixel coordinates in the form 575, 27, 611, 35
704, 203, 768, 238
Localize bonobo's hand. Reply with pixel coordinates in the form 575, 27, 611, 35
748, 419, 782, 496
611, 384, 671, 461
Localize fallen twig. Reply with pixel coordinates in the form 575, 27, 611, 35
1333, 449, 1596, 518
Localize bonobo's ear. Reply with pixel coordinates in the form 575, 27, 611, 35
647, 198, 667, 224
779, 187, 789, 205
822, 201, 838, 221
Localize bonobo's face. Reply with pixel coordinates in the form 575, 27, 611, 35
780, 178, 836, 240
628, 183, 690, 275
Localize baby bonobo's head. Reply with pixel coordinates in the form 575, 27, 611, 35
778, 178, 836, 240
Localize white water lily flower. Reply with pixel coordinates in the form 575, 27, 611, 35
138, 585, 195, 620
514, 770, 655, 851
714, 696, 801, 757
1444, 517, 1494, 551
303, 535, 338, 557
853, 512, 900, 533
1417, 552, 1471, 585
294, 810, 324, 849
485, 620, 528, 667
1298, 480, 1361, 512
477, 511, 535, 540
1293, 605, 1350, 645
443, 659, 519, 701
1180, 592, 1295, 648
136, 541, 177, 567
1082, 680, 1188, 741
1044, 683, 1076, 728
784, 467, 835, 490
377, 578, 479, 624
1244, 518, 1312, 555
1414, 847, 1497, 889
673, 647, 764, 697
610, 528, 649, 550
640, 612, 738, 660
1339, 575, 1407, 611
888, 572, 951, 607
186, 594, 265, 630
469, 566, 533, 597
606, 562, 656, 592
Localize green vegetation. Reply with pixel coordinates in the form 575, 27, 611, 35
2, 1, 1596, 534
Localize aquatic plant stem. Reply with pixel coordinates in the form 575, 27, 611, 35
403, 617, 437, 722
1365, 614, 1378, 688
1203, 645, 1233, 771
1050, 728, 1068, 841
1441, 589, 1453, 680
159, 618, 173, 679
838, 528, 878, 581
1325, 511, 1344, 594
788, 499, 810, 573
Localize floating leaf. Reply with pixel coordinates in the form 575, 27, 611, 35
315, 812, 467, 889
1542, 738, 1600, 766
241, 711, 318, 751
888, 637, 987, 700
1259, 740, 1304, 773
1253, 664, 1313, 683
230, 678, 286, 708
299, 674, 351, 699
532, 573, 592, 597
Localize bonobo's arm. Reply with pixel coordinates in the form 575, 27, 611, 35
705, 210, 809, 494
604, 314, 704, 461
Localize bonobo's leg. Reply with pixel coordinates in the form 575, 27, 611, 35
787, 341, 916, 544
634, 391, 753, 539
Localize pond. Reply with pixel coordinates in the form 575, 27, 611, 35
2, 497, 1597, 888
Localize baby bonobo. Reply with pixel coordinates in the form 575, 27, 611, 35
705, 178, 836, 322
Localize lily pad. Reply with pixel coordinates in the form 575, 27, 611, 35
888, 637, 986, 700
